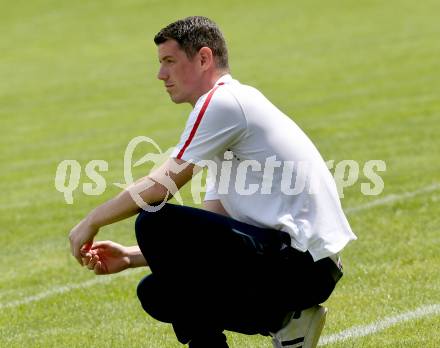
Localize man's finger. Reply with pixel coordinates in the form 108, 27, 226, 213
74, 250, 83, 265
81, 257, 90, 267
87, 255, 98, 270
81, 249, 96, 258
94, 261, 106, 275
81, 255, 91, 266
81, 242, 93, 252
91, 241, 111, 250
70, 241, 82, 265
70, 235, 86, 265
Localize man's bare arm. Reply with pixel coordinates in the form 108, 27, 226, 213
88, 158, 198, 228
69, 158, 198, 264
203, 199, 229, 217
126, 245, 147, 268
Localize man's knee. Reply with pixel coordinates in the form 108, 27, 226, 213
135, 209, 158, 235
135, 205, 170, 245
136, 274, 153, 309
137, 275, 172, 323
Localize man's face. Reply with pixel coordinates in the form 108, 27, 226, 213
157, 39, 202, 105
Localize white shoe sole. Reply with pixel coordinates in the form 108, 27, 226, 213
304, 306, 327, 348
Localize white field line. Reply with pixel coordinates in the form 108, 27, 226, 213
319, 304, 440, 345
345, 182, 440, 214
0, 268, 144, 310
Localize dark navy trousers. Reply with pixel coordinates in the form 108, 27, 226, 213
134, 203, 341, 347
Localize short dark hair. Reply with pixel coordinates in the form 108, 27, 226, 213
154, 16, 229, 70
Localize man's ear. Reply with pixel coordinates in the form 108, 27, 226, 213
199, 47, 214, 71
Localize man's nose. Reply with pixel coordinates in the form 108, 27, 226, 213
157, 65, 168, 81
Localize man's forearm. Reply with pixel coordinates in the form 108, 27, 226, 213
127, 246, 148, 268
87, 177, 169, 228
85, 158, 196, 229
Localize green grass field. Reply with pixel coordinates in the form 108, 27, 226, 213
1, 0, 439, 347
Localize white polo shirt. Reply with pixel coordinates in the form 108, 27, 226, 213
171, 74, 357, 261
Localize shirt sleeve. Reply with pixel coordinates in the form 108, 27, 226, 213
170, 86, 247, 164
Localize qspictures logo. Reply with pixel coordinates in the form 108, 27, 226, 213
55, 136, 386, 212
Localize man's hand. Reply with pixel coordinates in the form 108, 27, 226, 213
69, 218, 99, 265
81, 241, 139, 275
